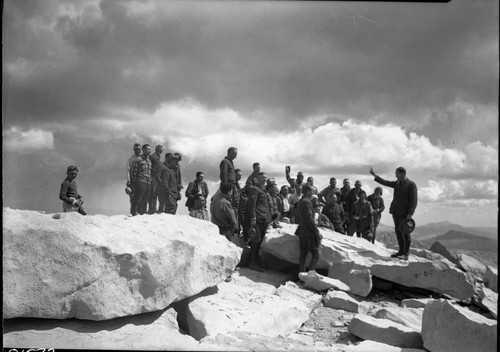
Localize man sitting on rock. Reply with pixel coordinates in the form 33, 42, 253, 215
295, 184, 322, 273
59, 165, 86, 215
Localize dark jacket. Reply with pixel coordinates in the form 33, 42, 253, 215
246, 185, 272, 224
210, 192, 237, 230
185, 180, 209, 209
158, 162, 179, 198
295, 197, 321, 250
374, 176, 418, 217
322, 202, 345, 224
219, 157, 236, 185
345, 187, 363, 214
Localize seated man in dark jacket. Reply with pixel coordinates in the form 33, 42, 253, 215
295, 184, 322, 273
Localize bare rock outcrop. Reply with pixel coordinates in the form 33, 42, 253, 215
348, 314, 424, 348
3, 208, 241, 320
421, 299, 497, 352
3, 308, 199, 350
484, 265, 498, 293
176, 269, 310, 341
261, 225, 475, 300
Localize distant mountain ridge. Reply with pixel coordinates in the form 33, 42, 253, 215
411, 221, 497, 242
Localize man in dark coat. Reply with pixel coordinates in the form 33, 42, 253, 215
295, 184, 322, 273
370, 166, 418, 260
246, 171, 272, 272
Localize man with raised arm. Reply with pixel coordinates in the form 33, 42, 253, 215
369, 166, 418, 260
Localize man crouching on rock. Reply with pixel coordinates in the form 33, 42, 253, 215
295, 184, 322, 272
59, 165, 87, 215
246, 171, 272, 272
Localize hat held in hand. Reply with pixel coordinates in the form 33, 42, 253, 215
125, 186, 133, 195
399, 218, 416, 235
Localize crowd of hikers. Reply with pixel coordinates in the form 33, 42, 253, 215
60, 144, 417, 272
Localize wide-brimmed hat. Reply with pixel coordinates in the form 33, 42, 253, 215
172, 152, 182, 160
399, 218, 416, 235
125, 186, 133, 195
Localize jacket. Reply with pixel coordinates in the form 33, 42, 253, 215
246, 184, 272, 224
210, 192, 237, 230
185, 180, 209, 209
295, 197, 321, 250
219, 157, 236, 185
158, 162, 179, 198
322, 202, 345, 224
374, 176, 417, 217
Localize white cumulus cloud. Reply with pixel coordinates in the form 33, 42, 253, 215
3, 127, 55, 153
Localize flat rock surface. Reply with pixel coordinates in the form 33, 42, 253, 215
421, 299, 497, 352
3, 308, 199, 350
348, 314, 424, 349
3, 208, 241, 320
262, 226, 475, 300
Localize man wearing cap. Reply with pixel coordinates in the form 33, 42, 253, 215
158, 153, 182, 214
295, 184, 322, 273
185, 171, 209, 220
340, 178, 351, 233
148, 144, 164, 214
369, 166, 418, 260
126, 143, 142, 215
130, 144, 152, 215
246, 171, 272, 272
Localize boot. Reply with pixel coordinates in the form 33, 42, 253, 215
249, 242, 264, 272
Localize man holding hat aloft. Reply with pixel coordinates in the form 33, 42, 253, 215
369, 166, 418, 261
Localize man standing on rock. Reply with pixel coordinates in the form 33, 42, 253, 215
246, 171, 272, 272
158, 153, 182, 214
148, 144, 164, 214
185, 171, 209, 220
369, 166, 418, 260
130, 144, 152, 216
59, 165, 87, 215
126, 143, 142, 215
295, 184, 322, 272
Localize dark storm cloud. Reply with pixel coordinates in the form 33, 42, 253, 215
4, 0, 497, 140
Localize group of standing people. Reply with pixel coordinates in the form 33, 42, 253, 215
59, 143, 418, 273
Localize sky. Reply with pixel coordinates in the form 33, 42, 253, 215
2, 0, 498, 228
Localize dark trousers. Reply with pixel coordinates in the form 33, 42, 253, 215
393, 214, 411, 255
249, 221, 268, 267
372, 213, 381, 243
332, 222, 345, 234
299, 248, 320, 272
148, 180, 159, 213
163, 193, 178, 214
132, 182, 150, 215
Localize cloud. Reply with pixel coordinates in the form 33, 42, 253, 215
420, 179, 498, 203
3, 127, 55, 153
